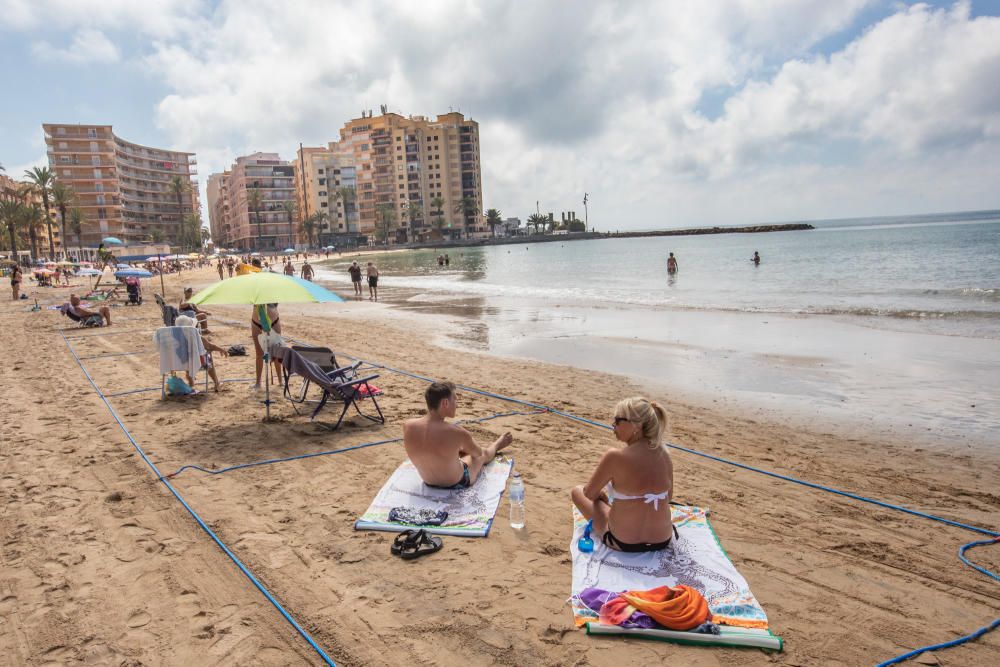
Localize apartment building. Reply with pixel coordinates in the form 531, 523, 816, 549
42, 123, 198, 247
206, 153, 297, 250
294, 110, 485, 245
294, 145, 359, 245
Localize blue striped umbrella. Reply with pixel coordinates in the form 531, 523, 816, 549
115, 269, 154, 279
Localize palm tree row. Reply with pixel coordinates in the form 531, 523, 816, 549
0, 199, 87, 259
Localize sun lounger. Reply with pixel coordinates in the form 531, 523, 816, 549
355, 458, 513, 537
277, 346, 384, 430
570, 505, 782, 650
61, 306, 104, 328
83, 286, 118, 301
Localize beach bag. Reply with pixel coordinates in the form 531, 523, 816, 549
227, 344, 247, 356
166, 375, 195, 396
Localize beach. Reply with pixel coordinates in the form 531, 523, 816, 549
2, 264, 999, 666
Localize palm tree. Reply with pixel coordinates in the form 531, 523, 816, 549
0, 200, 22, 257
376, 203, 395, 246
453, 196, 478, 239
51, 181, 76, 259
527, 213, 548, 235
246, 188, 263, 250
201, 227, 211, 250
183, 214, 203, 252
68, 207, 85, 258
430, 196, 445, 237
23, 203, 44, 259
331, 186, 356, 241
149, 227, 165, 245
298, 213, 320, 248
485, 208, 502, 238
282, 200, 297, 248
167, 175, 191, 248
23, 167, 56, 257
403, 200, 423, 242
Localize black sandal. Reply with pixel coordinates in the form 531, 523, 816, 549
397, 529, 443, 560
391, 530, 420, 556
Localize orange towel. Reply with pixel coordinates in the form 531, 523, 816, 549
600, 585, 711, 631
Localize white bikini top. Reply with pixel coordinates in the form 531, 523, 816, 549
608, 483, 670, 511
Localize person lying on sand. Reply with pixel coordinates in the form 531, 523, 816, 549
68, 294, 112, 326
571, 397, 675, 552
403, 381, 513, 489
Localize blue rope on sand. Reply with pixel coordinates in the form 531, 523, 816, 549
78, 350, 153, 361
163, 409, 545, 480
104, 378, 254, 398
60, 333, 338, 667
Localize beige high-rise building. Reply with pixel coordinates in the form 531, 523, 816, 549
206, 153, 297, 250
294, 110, 485, 245
42, 123, 199, 248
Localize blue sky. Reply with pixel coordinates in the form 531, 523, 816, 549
2, 0, 999, 230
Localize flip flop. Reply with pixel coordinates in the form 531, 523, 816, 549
399, 530, 443, 560
391, 530, 420, 556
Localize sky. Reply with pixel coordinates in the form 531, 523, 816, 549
1, 0, 999, 232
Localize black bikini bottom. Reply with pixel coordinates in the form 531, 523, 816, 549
602, 525, 679, 553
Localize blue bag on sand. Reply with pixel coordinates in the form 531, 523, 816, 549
166, 375, 195, 396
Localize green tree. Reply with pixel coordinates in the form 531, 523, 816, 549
430, 196, 445, 236
375, 203, 395, 246
331, 186, 355, 237
23, 203, 44, 259
453, 196, 478, 239
246, 188, 263, 250
282, 200, 297, 248
403, 200, 423, 241
485, 208, 502, 238
0, 201, 22, 256
526, 213, 547, 235
298, 212, 320, 248
23, 166, 56, 257
68, 207, 85, 257
51, 181, 76, 259
183, 214, 203, 252
149, 227, 165, 245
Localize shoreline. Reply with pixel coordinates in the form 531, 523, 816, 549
3, 265, 999, 665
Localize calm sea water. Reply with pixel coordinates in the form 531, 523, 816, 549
316, 211, 1000, 447
324, 212, 1000, 339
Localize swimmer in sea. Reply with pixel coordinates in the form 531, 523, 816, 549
667, 252, 678, 274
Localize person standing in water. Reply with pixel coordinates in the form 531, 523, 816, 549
667, 252, 679, 275
752, 251, 761, 266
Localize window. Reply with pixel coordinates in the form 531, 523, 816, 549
95, 183, 104, 192
320, 202, 328, 208
88, 128, 97, 138
98, 208, 107, 220
397, 145, 402, 151
361, 144, 369, 151
90, 141, 98, 152
96, 195, 105, 204
397, 155, 402, 160
318, 168, 325, 174
94, 169, 102, 178
318, 178, 326, 185
319, 191, 327, 196
63, 170, 71, 176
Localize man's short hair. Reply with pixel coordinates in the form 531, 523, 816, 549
251, 258, 262, 267
425, 381, 456, 410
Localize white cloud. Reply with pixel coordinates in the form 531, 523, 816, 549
32, 28, 121, 64
6, 0, 1000, 227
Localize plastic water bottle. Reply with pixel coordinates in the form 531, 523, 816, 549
509, 472, 525, 529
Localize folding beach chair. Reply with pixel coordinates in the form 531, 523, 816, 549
279, 347, 384, 430
282, 344, 363, 405
153, 326, 211, 398
154, 293, 178, 327
62, 308, 104, 328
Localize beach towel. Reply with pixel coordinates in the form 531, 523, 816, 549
154, 326, 204, 379
570, 506, 782, 650
355, 458, 513, 537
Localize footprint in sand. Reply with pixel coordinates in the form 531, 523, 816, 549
126, 610, 151, 628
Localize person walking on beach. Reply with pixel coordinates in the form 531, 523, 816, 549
571, 397, 674, 552
366, 261, 379, 300
444, 253, 450, 266
10, 264, 22, 300
226, 258, 235, 278
403, 381, 514, 489
667, 253, 678, 275
752, 251, 761, 266
217, 260, 225, 281
301, 260, 315, 282
348, 261, 363, 296
283, 260, 295, 276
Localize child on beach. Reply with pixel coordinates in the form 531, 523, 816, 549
571, 397, 675, 552
403, 381, 513, 488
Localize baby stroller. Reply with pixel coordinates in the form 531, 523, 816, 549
125, 277, 143, 305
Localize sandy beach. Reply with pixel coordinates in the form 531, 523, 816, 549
2, 264, 999, 666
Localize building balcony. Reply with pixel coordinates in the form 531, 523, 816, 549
45, 128, 114, 140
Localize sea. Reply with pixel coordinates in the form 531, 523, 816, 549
315, 210, 1000, 449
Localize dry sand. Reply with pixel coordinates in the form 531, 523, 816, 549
1, 264, 998, 666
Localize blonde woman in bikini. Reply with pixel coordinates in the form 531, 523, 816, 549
571, 397, 675, 552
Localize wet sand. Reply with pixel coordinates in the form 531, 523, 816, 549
1, 265, 998, 666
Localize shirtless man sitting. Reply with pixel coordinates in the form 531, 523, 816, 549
403, 381, 513, 489
67, 294, 112, 326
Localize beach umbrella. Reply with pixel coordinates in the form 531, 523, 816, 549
102, 237, 124, 245
189, 273, 344, 419
77, 268, 102, 276
116, 263, 131, 269
56, 260, 77, 266
146, 255, 166, 262
283, 248, 295, 254
115, 269, 153, 279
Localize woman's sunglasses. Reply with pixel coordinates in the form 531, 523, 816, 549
612, 417, 630, 426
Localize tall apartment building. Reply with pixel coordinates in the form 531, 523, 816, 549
294, 144, 359, 245
206, 153, 297, 250
294, 110, 485, 245
42, 124, 198, 247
